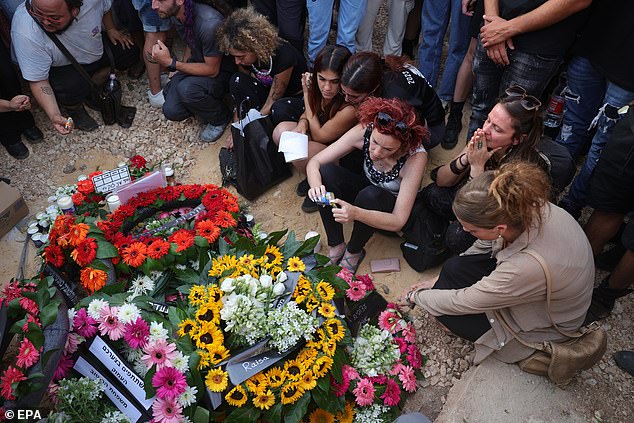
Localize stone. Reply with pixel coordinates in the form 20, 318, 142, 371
62, 161, 76, 174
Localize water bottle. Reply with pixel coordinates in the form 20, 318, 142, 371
543, 74, 566, 137
101, 73, 122, 125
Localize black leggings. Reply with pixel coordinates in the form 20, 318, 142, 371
0, 42, 35, 146
433, 253, 497, 341
318, 163, 398, 253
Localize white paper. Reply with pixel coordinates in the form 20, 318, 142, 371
231, 108, 268, 136
278, 131, 309, 162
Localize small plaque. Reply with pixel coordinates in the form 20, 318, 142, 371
92, 166, 132, 194
346, 291, 388, 337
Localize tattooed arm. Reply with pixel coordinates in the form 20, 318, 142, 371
30, 80, 70, 135
260, 67, 292, 116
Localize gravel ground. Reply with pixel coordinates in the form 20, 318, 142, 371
1, 3, 633, 422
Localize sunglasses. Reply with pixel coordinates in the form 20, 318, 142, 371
504, 86, 542, 111
375, 112, 408, 134
26, 0, 66, 24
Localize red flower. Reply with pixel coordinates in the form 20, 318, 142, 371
147, 239, 171, 259
113, 205, 136, 221
202, 192, 224, 213
111, 233, 133, 250
158, 186, 180, 201
70, 237, 98, 266
129, 155, 147, 169
183, 185, 204, 199
213, 210, 237, 229
222, 196, 240, 213
71, 191, 86, 206
135, 191, 157, 207
76, 179, 95, 195
0, 366, 26, 400
168, 229, 195, 252
196, 220, 220, 243
88, 170, 103, 179
44, 244, 65, 268
121, 242, 148, 267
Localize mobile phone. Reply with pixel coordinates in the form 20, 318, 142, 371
370, 258, 401, 273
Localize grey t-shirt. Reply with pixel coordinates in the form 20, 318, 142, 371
11, 0, 112, 81
174, 2, 223, 63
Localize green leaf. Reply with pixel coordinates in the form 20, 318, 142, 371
95, 240, 119, 259
330, 343, 347, 384
263, 402, 282, 423
144, 365, 157, 399
311, 388, 344, 415
41, 347, 62, 367
225, 406, 261, 423
292, 236, 319, 259
98, 282, 127, 295
168, 306, 188, 329
39, 300, 62, 327
193, 406, 210, 423
283, 392, 310, 423
90, 259, 110, 272
267, 229, 288, 246
25, 323, 44, 350
194, 236, 209, 248
175, 268, 204, 285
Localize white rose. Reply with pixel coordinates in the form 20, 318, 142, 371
260, 274, 273, 288
276, 271, 288, 283
273, 282, 286, 296
221, 277, 234, 292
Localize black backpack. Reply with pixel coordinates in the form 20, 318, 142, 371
400, 198, 452, 272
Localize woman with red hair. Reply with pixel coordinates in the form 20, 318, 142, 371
306, 97, 429, 274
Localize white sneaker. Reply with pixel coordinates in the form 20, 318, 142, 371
147, 89, 165, 108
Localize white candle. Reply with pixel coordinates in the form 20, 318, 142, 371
107, 194, 121, 212
245, 214, 254, 227
77, 174, 88, 181
57, 195, 74, 213
47, 195, 57, 203
35, 211, 47, 220
31, 233, 43, 247
164, 166, 174, 177
27, 226, 39, 236
117, 161, 127, 168
304, 231, 321, 253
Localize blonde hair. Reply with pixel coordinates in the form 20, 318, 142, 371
217, 7, 280, 63
452, 161, 551, 231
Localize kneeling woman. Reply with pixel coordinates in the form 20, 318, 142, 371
402, 162, 594, 364
306, 97, 428, 274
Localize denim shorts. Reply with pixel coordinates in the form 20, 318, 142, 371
132, 0, 173, 32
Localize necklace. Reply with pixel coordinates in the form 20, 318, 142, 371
251, 56, 273, 77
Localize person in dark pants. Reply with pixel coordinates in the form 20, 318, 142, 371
250, 0, 305, 55
0, 42, 43, 159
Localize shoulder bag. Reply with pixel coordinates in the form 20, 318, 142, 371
495, 249, 607, 386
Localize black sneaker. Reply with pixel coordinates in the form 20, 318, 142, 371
22, 126, 43, 143
4, 141, 29, 159
301, 196, 319, 213
296, 178, 309, 197
441, 111, 463, 150
66, 105, 99, 132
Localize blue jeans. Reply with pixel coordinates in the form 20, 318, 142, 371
417, 0, 470, 101
558, 56, 634, 213
306, 0, 367, 66
0, 0, 21, 19
467, 39, 562, 141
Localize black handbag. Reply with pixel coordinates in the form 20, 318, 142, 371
228, 114, 291, 200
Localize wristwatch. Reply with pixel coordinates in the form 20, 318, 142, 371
167, 57, 177, 72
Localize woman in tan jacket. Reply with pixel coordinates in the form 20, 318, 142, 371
401, 162, 594, 364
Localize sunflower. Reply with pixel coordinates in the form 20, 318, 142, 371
188, 285, 207, 306
305, 295, 320, 312
297, 348, 318, 365
245, 373, 268, 394
312, 356, 333, 378
79, 267, 108, 293
336, 401, 355, 423
280, 382, 305, 405
309, 408, 335, 423
196, 302, 221, 325
121, 242, 148, 267
192, 321, 223, 350
208, 255, 239, 278
252, 389, 275, 410
318, 302, 336, 318
263, 245, 283, 268
207, 344, 230, 365
238, 253, 256, 268
206, 285, 223, 303
265, 367, 286, 388
299, 369, 317, 391
177, 318, 199, 338
286, 257, 306, 272
68, 222, 89, 247
325, 318, 345, 342
322, 339, 338, 357
205, 368, 228, 392
225, 385, 248, 407
283, 358, 306, 381
315, 281, 335, 301
196, 220, 221, 244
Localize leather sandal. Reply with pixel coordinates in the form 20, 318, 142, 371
340, 249, 366, 275
326, 245, 346, 266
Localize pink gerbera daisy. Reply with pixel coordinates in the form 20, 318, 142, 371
398, 365, 417, 393
336, 268, 354, 283
352, 377, 375, 406
0, 366, 26, 400
19, 297, 38, 315
378, 310, 400, 333
22, 313, 41, 331
393, 337, 408, 354
64, 333, 83, 355
152, 367, 187, 399
98, 305, 124, 340
342, 365, 359, 381
407, 344, 423, 369
16, 339, 39, 369
345, 281, 366, 301
152, 397, 183, 423
73, 308, 98, 338
53, 353, 74, 381
402, 322, 416, 343
380, 378, 401, 406
124, 317, 150, 349
142, 339, 177, 370
356, 274, 375, 291
330, 375, 350, 397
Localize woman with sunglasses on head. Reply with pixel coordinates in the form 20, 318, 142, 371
399, 161, 594, 366
306, 97, 429, 274
272, 45, 358, 213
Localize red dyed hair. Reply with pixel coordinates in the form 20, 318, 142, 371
358, 97, 429, 152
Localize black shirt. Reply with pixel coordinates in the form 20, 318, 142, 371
250, 39, 307, 97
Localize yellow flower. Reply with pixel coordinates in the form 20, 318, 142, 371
208, 255, 239, 278
312, 356, 333, 378
299, 369, 317, 391
177, 318, 199, 338
266, 367, 286, 388
280, 382, 305, 405
336, 402, 355, 423
206, 285, 223, 303
309, 408, 335, 423
322, 339, 337, 357
318, 302, 336, 318
205, 368, 228, 392
297, 347, 318, 365
207, 344, 230, 365
188, 285, 207, 306
197, 351, 211, 370
263, 245, 283, 268
325, 318, 345, 342
196, 302, 221, 325
287, 257, 306, 272
225, 385, 248, 407
238, 253, 256, 268
193, 321, 223, 350
305, 295, 320, 312
245, 373, 268, 394
252, 389, 275, 410
316, 281, 335, 301
283, 358, 306, 381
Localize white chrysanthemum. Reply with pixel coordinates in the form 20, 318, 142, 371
100, 411, 131, 423
149, 321, 169, 341
67, 308, 77, 331
133, 357, 148, 377
87, 298, 110, 319
117, 303, 141, 324
171, 350, 189, 373
178, 386, 198, 408
175, 264, 187, 270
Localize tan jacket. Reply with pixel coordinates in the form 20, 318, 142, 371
414, 204, 594, 364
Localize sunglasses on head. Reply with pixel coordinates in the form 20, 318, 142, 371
504, 86, 542, 111
375, 112, 408, 134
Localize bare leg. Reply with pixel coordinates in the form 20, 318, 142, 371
584, 210, 624, 256
453, 37, 477, 103
608, 250, 634, 290
327, 242, 347, 265
145, 31, 167, 95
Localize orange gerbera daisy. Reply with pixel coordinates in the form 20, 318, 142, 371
168, 229, 195, 252
121, 242, 148, 267
213, 210, 236, 228
80, 267, 108, 293
147, 239, 170, 259
196, 220, 221, 243
68, 223, 90, 247
70, 237, 98, 267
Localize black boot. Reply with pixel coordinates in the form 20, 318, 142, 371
402, 38, 416, 59
614, 351, 634, 377
584, 277, 633, 324
441, 102, 464, 150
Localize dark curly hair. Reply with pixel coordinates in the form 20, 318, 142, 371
358, 97, 429, 152
309, 45, 351, 121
